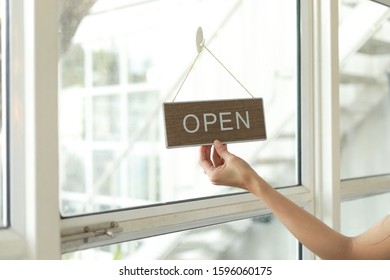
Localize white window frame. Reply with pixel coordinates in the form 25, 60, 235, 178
0, 0, 60, 259
1, 0, 390, 260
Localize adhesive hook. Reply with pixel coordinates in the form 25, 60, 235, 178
196, 26, 205, 53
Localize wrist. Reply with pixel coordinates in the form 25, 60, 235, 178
244, 172, 269, 197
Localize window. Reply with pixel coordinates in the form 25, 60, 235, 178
59, 0, 299, 216
58, 0, 304, 260
339, 0, 390, 179
338, 0, 390, 259
0, 0, 386, 261
7, 0, 390, 260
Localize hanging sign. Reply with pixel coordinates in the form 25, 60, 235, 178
164, 98, 266, 148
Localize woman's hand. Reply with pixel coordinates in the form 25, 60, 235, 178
199, 140, 259, 190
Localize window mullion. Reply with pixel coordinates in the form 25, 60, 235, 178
27, 0, 61, 259
7, 0, 60, 259
299, 0, 341, 260
312, 0, 341, 232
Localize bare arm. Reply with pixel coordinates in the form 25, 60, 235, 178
199, 140, 390, 260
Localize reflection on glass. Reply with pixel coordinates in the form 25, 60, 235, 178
59, 0, 299, 216
93, 150, 120, 196
60, 44, 85, 88
341, 192, 390, 237
61, 147, 86, 193
128, 92, 159, 141
93, 95, 121, 141
127, 40, 151, 84
92, 40, 119, 86
339, 0, 390, 179
127, 153, 159, 201
61, 199, 86, 217
63, 214, 297, 260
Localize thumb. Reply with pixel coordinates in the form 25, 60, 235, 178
213, 140, 230, 159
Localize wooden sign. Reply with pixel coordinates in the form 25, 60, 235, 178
164, 98, 266, 148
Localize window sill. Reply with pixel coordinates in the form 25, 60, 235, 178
0, 229, 26, 259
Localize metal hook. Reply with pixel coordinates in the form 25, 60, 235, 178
196, 26, 205, 54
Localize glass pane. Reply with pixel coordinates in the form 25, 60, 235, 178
62, 214, 297, 259
341, 192, 390, 237
339, 0, 390, 179
59, 0, 299, 216
0, 0, 8, 228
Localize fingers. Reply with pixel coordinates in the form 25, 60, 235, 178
213, 140, 230, 160
199, 145, 214, 175
200, 140, 230, 175
211, 146, 223, 167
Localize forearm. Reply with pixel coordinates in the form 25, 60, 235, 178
247, 174, 353, 259
200, 141, 389, 259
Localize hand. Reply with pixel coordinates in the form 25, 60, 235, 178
199, 140, 258, 190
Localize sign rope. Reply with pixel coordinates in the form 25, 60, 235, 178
172, 29, 255, 102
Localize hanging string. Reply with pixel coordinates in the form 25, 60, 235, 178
172, 49, 203, 102
172, 41, 255, 102
203, 45, 254, 99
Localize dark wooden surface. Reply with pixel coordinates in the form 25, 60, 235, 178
164, 98, 267, 148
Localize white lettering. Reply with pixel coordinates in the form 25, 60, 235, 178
236, 111, 250, 129
219, 112, 233, 131
182, 111, 251, 133
203, 113, 217, 132
183, 114, 200, 133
